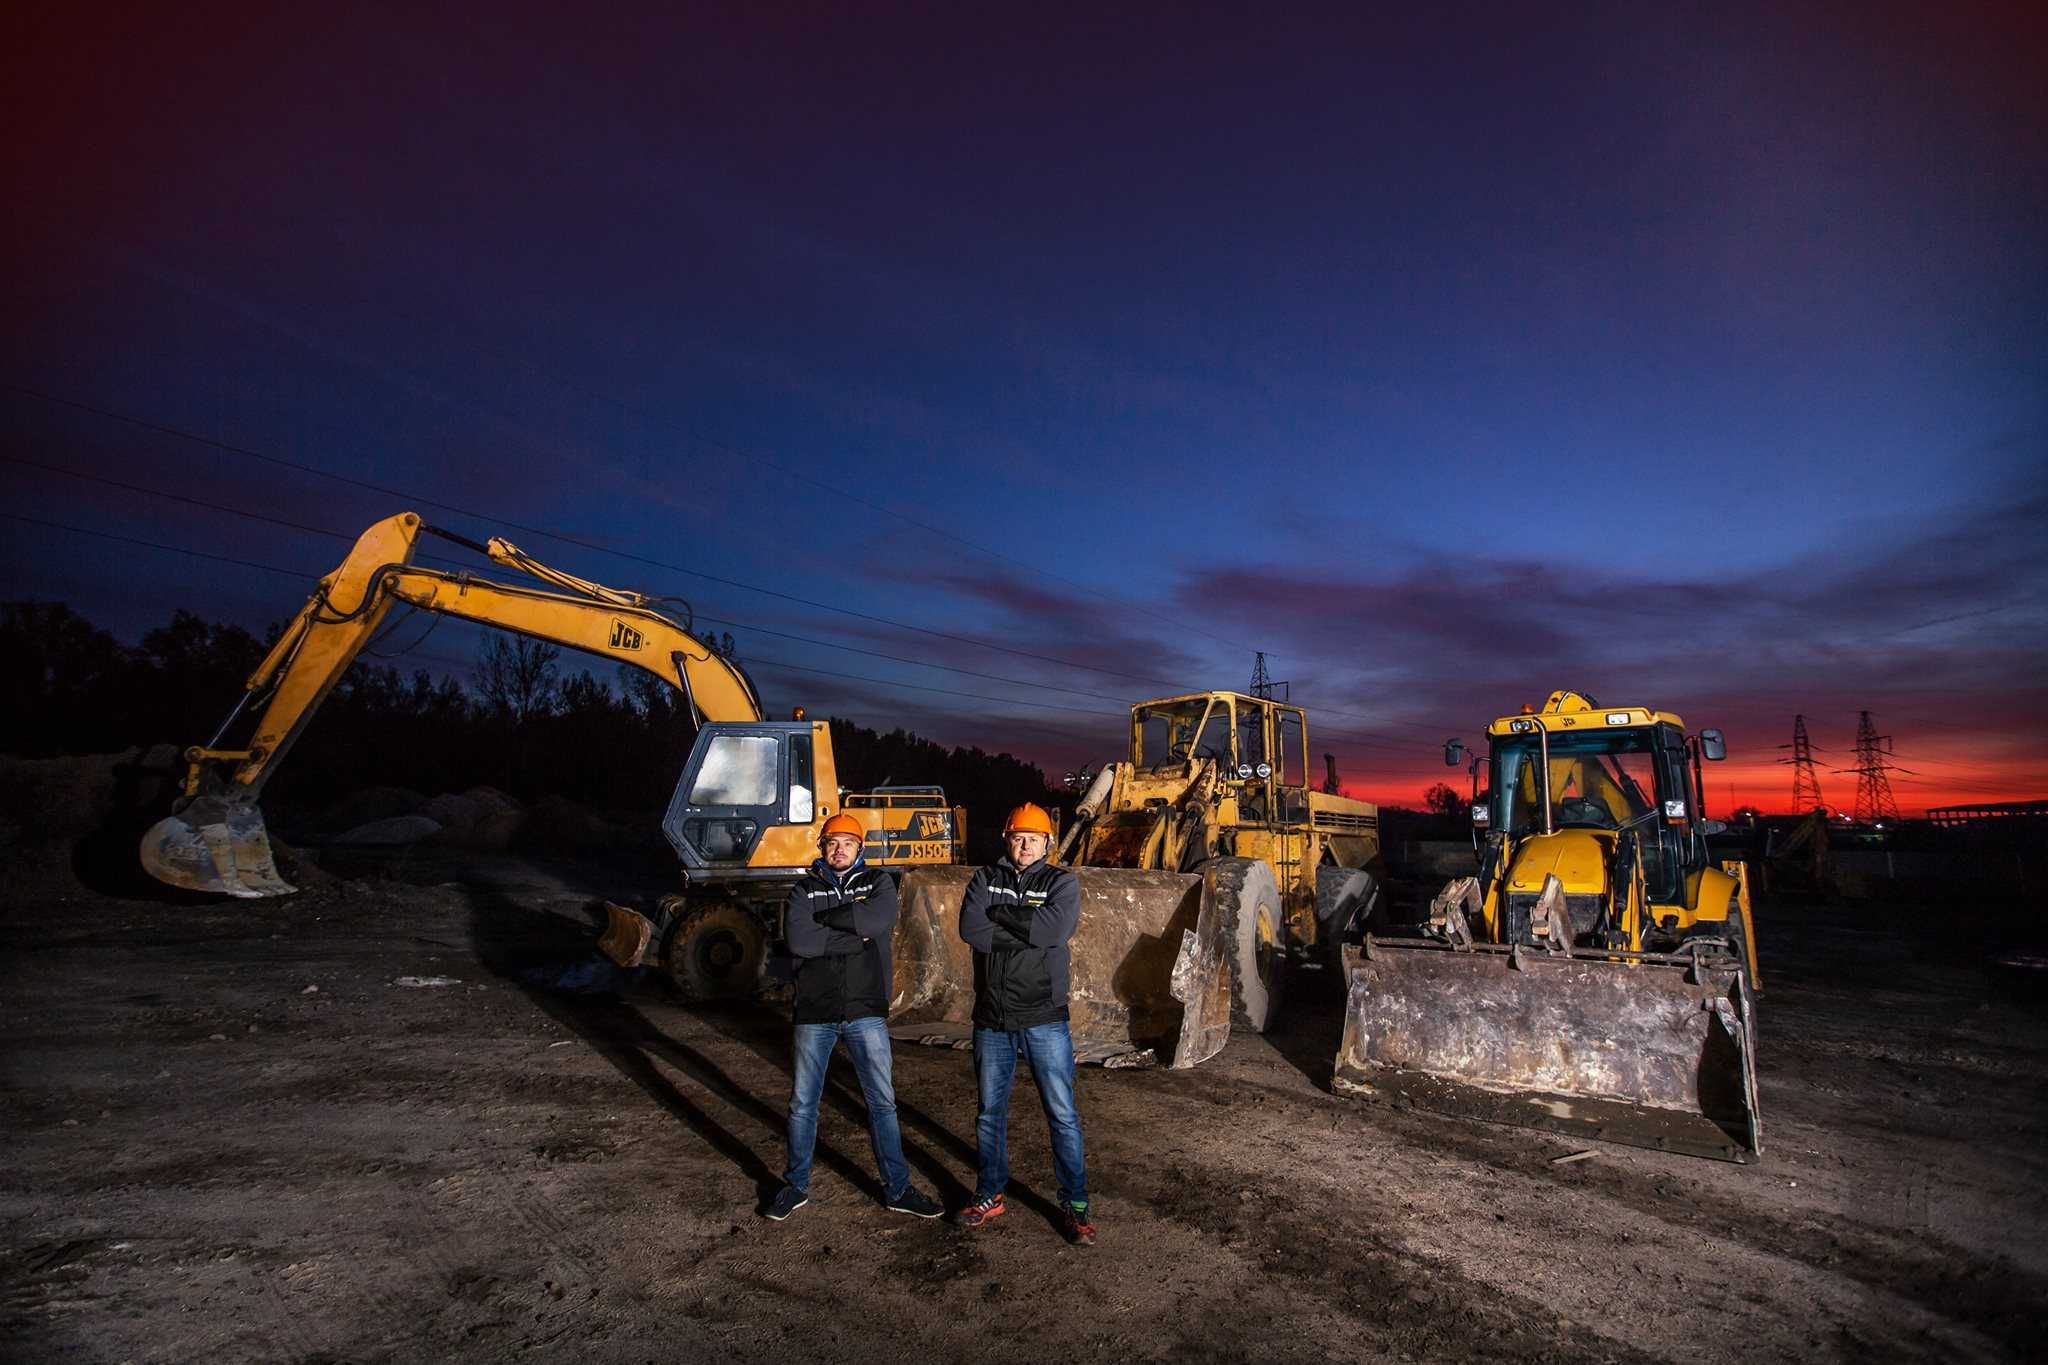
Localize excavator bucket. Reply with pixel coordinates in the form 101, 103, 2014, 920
1334, 937, 1761, 1162
139, 798, 297, 899
888, 858, 1277, 1068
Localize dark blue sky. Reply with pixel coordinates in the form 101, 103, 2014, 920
5, 2, 2043, 809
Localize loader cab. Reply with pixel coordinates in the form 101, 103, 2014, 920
1128, 691, 1312, 827
665, 720, 829, 871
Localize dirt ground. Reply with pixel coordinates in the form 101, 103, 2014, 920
4, 851, 2045, 1364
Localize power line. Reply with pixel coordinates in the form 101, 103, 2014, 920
0, 457, 1172, 711
4, 382, 1225, 691
3, 403, 1459, 753
0, 381, 1455, 749
7, 473, 1450, 763
8, 445, 1161, 706
3, 511, 316, 579
0, 511, 1130, 727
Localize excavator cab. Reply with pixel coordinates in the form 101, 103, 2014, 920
665, 722, 821, 869
664, 721, 957, 873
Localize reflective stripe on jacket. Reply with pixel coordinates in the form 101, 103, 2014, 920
784, 862, 897, 1024
957, 856, 1080, 1030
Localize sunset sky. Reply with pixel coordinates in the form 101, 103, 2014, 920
4, 3, 2043, 814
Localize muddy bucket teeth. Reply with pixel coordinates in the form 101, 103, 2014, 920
1334, 937, 1761, 1162
139, 799, 297, 899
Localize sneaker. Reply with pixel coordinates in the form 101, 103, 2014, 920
1056, 1201, 1096, 1247
763, 1185, 809, 1221
884, 1186, 944, 1219
956, 1193, 1006, 1229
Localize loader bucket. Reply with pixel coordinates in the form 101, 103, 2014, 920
888, 861, 1254, 1068
139, 798, 297, 899
1333, 937, 1761, 1162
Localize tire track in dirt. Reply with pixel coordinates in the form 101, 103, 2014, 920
1122, 1055, 2042, 1362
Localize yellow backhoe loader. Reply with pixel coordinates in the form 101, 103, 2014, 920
1333, 690, 1761, 1161
139, 511, 961, 999
888, 690, 1384, 1068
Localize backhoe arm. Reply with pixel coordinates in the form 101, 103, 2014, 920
146, 510, 762, 897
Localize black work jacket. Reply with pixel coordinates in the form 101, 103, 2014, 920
784, 861, 897, 1024
958, 856, 1081, 1030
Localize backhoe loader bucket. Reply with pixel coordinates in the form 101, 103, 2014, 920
888, 857, 1278, 1068
1334, 937, 1761, 1162
139, 798, 297, 899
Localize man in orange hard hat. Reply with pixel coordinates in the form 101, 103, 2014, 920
764, 812, 942, 1222
955, 801, 1093, 1246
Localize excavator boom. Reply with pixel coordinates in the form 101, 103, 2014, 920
141, 512, 763, 897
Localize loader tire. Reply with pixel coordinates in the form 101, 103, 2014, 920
1213, 857, 1285, 1033
665, 901, 768, 1002
1315, 865, 1382, 973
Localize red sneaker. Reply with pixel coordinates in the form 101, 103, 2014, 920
957, 1194, 1006, 1229
1056, 1202, 1096, 1247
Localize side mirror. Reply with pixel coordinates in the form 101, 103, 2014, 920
1443, 738, 1466, 768
1699, 818, 1728, 836
1698, 729, 1726, 762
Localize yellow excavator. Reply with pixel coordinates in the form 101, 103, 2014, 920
888, 689, 1382, 1068
139, 511, 961, 999
1333, 690, 1763, 1162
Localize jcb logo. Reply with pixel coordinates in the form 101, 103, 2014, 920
609, 619, 645, 651
913, 812, 951, 839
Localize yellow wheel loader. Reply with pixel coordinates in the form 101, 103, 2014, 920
139, 511, 961, 1000
887, 690, 1383, 1068
1334, 690, 1763, 1162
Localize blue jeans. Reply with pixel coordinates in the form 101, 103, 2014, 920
974, 1021, 1087, 1208
783, 1016, 910, 1199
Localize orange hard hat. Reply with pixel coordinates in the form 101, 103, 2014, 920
819, 813, 864, 843
1003, 803, 1054, 837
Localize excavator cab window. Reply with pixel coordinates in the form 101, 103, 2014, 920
687, 735, 779, 806
788, 733, 814, 825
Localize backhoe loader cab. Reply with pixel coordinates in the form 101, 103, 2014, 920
1471, 705, 1740, 957
1337, 690, 1763, 1162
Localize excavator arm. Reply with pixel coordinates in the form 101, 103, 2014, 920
142, 511, 763, 897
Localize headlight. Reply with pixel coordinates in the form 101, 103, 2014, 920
1663, 800, 1687, 820
1509, 719, 1536, 733
1236, 764, 1253, 780
1471, 805, 1490, 826
1254, 762, 1271, 779
1605, 712, 1630, 725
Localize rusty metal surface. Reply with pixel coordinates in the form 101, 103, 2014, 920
1334, 938, 1760, 1162
139, 799, 296, 899
891, 865, 1224, 1067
